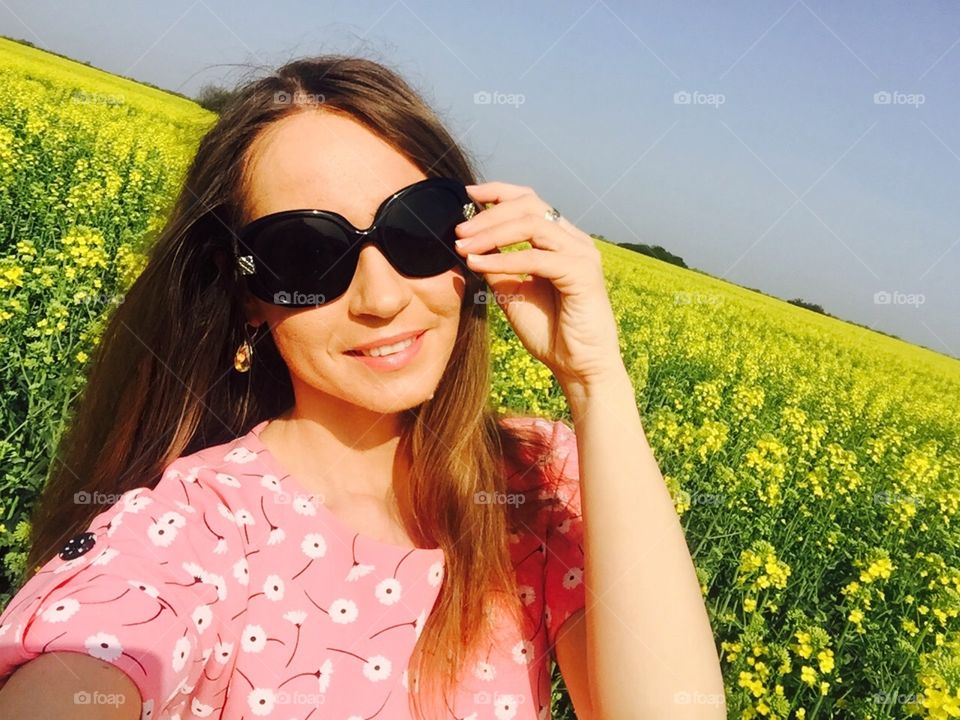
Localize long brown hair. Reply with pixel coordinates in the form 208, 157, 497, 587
23, 54, 567, 718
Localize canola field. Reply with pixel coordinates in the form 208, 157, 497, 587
2, 37, 960, 719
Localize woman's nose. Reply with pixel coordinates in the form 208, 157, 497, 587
346, 243, 411, 316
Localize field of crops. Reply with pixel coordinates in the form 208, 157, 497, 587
2, 37, 960, 719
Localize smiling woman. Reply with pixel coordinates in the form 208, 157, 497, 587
0, 55, 604, 720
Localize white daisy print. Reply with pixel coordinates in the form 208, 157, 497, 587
346, 563, 375, 581
40, 597, 80, 623
241, 624, 267, 653
427, 560, 444, 587
214, 639, 234, 664
562, 567, 584, 590
233, 558, 250, 586
224, 446, 257, 465
247, 687, 276, 716
215, 472, 241, 488
171, 635, 192, 672
85, 632, 122, 661
512, 639, 534, 665
362, 654, 392, 681
375, 577, 402, 605
328, 598, 358, 624
192, 604, 213, 634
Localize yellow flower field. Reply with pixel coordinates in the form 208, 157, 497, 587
2, 37, 960, 719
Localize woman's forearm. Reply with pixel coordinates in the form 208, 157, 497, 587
563, 366, 727, 719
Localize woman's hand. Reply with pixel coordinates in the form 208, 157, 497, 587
455, 181, 625, 394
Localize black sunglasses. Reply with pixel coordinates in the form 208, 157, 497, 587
233, 177, 481, 307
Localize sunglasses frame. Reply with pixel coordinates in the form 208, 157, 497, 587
233, 177, 481, 307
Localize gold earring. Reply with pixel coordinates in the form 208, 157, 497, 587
234, 323, 256, 373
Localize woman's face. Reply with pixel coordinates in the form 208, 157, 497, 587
240, 110, 467, 420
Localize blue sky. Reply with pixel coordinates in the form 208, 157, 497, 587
2, 1, 958, 358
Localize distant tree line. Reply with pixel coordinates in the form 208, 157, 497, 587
590, 234, 687, 269
195, 83, 242, 114
2, 36, 197, 104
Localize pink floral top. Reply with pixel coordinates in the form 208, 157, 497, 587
0, 416, 585, 720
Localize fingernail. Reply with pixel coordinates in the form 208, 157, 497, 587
455, 239, 467, 248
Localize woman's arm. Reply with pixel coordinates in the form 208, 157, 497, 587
562, 367, 727, 719
0, 651, 141, 719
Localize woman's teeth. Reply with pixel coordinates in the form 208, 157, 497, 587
359, 335, 416, 357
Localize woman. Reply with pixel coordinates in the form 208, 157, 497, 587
0, 56, 724, 719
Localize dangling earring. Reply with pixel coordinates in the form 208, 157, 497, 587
234, 323, 256, 373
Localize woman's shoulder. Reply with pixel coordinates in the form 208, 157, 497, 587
158, 428, 268, 506
496, 414, 576, 477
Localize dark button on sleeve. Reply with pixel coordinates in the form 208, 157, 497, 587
58, 531, 97, 560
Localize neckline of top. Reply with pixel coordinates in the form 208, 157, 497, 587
244, 420, 444, 557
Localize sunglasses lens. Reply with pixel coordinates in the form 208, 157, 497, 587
246, 216, 353, 304
381, 184, 465, 276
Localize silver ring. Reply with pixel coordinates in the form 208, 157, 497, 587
544, 207, 561, 222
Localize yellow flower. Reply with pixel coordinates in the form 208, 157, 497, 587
800, 665, 817, 686
817, 649, 834, 674
793, 631, 813, 659
860, 556, 894, 583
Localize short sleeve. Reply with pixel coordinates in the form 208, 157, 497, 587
541, 419, 586, 651
0, 467, 247, 718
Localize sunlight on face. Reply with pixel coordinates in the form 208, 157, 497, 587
241, 110, 466, 416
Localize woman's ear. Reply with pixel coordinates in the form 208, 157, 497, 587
241, 290, 265, 328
